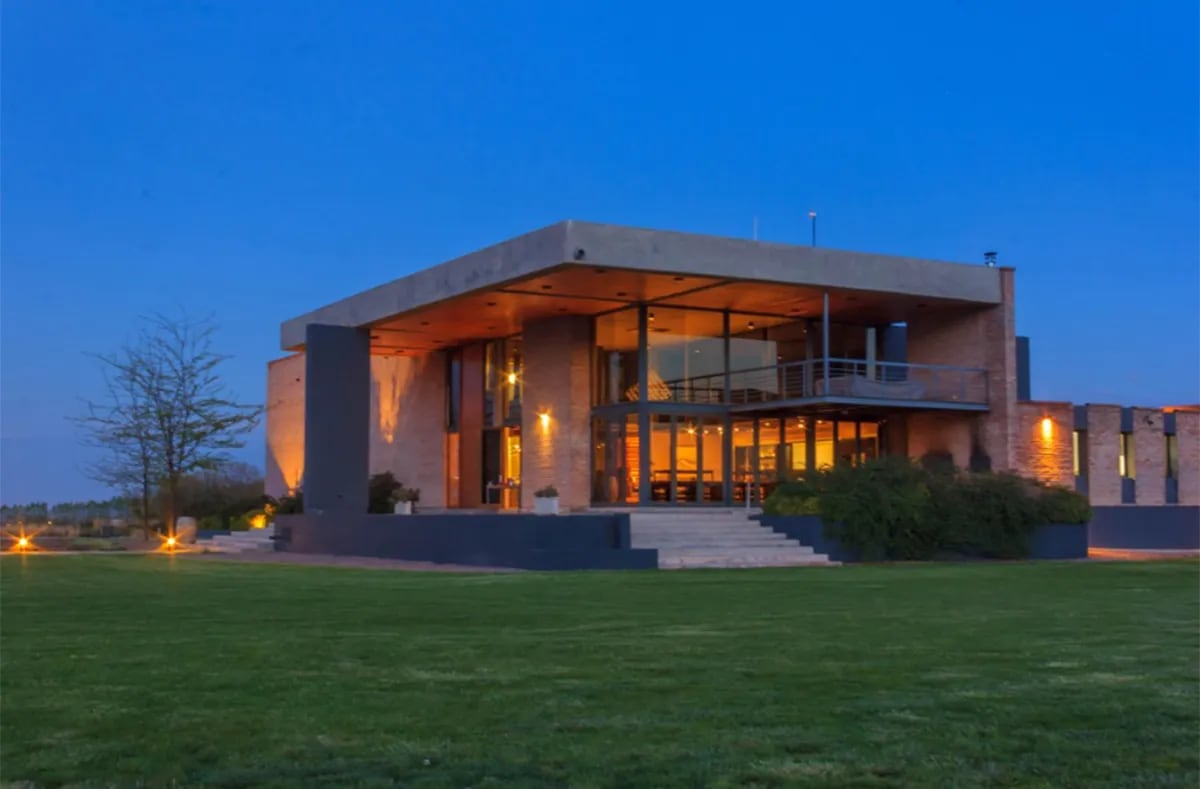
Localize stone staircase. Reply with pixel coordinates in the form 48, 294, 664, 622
629, 510, 835, 569
195, 526, 276, 554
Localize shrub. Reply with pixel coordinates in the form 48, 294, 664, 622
936, 472, 1043, 559
368, 472, 402, 514
534, 485, 559, 498
762, 473, 825, 516
1037, 485, 1092, 525
197, 514, 227, 533
820, 457, 934, 561
276, 491, 303, 514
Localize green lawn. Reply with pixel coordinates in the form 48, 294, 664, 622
2, 557, 1197, 787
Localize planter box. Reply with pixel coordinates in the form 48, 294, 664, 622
393, 501, 413, 515
534, 497, 560, 516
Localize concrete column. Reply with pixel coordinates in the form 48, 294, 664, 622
1175, 411, 1200, 505
303, 324, 370, 514
1085, 404, 1123, 506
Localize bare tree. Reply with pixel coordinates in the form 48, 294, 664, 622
73, 339, 161, 537
75, 315, 262, 536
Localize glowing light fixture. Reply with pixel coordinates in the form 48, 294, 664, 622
507, 372, 517, 385
538, 411, 551, 430
1040, 417, 1053, 440
16, 537, 29, 549
166, 536, 177, 548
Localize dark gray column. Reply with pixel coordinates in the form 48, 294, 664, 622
304, 324, 370, 514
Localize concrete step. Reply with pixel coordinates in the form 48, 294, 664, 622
632, 536, 800, 549
659, 552, 834, 569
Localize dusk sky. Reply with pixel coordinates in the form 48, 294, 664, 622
2, 1, 1197, 503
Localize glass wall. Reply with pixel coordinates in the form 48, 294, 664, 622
594, 308, 639, 404
484, 337, 523, 426
645, 308, 726, 403
589, 305, 895, 505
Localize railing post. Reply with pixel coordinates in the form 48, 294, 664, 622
822, 291, 830, 395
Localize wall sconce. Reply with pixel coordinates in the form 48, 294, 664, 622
538, 410, 551, 430
1040, 417, 1053, 440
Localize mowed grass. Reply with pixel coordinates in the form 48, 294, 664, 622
1, 557, 1197, 787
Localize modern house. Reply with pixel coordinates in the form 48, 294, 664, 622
266, 221, 1198, 564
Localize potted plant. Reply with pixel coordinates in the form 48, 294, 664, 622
392, 487, 420, 515
533, 485, 560, 516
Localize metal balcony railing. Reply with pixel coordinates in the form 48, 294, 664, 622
657, 358, 989, 407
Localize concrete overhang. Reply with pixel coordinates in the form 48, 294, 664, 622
280, 220, 1006, 353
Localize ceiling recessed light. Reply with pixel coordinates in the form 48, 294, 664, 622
594, 268, 607, 274
486, 301, 497, 307
419, 321, 430, 326
540, 284, 552, 290
370, 334, 380, 339
672, 276, 684, 281
616, 291, 628, 297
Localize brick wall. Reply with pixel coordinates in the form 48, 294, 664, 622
521, 315, 593, 510
1085, 404, 1123, 506
1013, 401, 1074, 488
1132, 408, 1166, 505
905, 412, 974, 468
1175, 411, 1200, 505
906, 268, 1017, 471
369, 353, 447, 508
266, 355, 306, 499
265, 351, 448, 507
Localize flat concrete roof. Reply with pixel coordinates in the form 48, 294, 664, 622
281, 220, 1005, 351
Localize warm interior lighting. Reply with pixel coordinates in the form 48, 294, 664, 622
538, 411, 550, 430
1041, 417, 1053, 440
16, 537, 29, 549
507, 372, 517, 385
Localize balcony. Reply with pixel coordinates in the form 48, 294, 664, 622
656, 358, 989, 410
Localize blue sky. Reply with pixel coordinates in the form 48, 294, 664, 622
2, 0, 1197, 502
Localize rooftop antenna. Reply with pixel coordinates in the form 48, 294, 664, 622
984, 250, 997, 267
808, 211, 817, 247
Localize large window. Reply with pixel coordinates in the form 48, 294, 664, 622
594, 308, 640, 404
645, 308, 725, 403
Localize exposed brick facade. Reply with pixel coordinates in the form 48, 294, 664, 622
905, 412, 973, 469
1014, 401, 1074, 489
1131, 408, 1166, 505
369, 353, 447, 508
265, 351, 447, 506
1084, 404, 1123, 506
1175, 411, 1200, 505
266, 355, 306, 499
906, 268, 1017, 471
520, 315, 593, 510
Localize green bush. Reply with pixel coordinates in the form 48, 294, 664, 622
368, 472, 402, 513
820, 457, 935, 561
764, 457, 1085, 561
197, 514, 227, 533
1037, 485, 1092, 525
276, 491, 303, 514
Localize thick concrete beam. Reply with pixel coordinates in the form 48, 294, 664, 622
304, 324, 370, 514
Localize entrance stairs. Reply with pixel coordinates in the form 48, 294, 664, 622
195, 526, 276, 554
628, 510, 835, 569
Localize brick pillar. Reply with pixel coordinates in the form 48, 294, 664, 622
304, 324, 370, 514
521, 315, 592, 510
1174, 411, 1200, 505
1085, 404, 1122, 506
1132, 408, 1166, 505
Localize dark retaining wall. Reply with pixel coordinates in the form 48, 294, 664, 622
1088, 506, 1200, 550
273, 513, 658, 570
758, 515, 1089, 561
